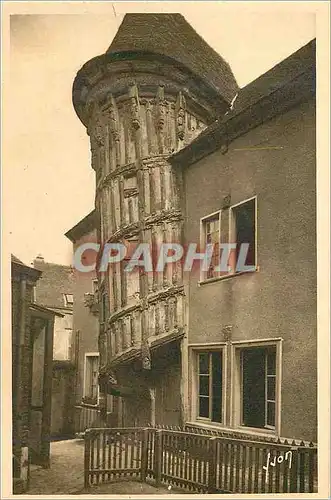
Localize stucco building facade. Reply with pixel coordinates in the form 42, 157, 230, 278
12, 255, 58, 493
66, 210, 117, 431
33, 256, 75, 438
171, 40, 316, 443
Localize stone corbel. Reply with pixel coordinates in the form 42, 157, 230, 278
222, 194, 231, 209
222, 325, 232, 342
84, 292, 99, 315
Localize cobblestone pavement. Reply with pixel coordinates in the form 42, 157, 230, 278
29, 439, 85, 494
28, 439, 185, 495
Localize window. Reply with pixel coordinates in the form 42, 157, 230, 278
240, 345, 277, 429
123, 238, 140, 306
200, 197, 257, 283
197, 351, 224, 423
230, 198, 256, 272
201, 212, 221, 279
84, 354, 99, 405
63, 293, 73, 307
123, 175, 139, 224
107, 394, 114, 413
101, 293, 107, 323
92, 279, 98, 295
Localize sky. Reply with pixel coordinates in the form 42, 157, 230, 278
6, 2, 316, 266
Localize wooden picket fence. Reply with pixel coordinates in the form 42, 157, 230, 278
84, 427, 317, 493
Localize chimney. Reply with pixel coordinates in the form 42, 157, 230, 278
33, 254, 45, 269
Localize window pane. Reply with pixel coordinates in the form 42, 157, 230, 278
242, 348, 265, 428
267, 349, 276, 375
211, 352, 223, 423
199, 397, 209, 418
267, 401, 276, 427
199, 375, 209, 396
234, 199, 255, 268
199, 353, 209, 374
267, 376, 276, 401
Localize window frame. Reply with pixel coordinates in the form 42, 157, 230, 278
92, 278, 99, 295
191, 344, 227, 426
200, 210, 222, 282
231, 339, 282, 435
63, 293, 74, 307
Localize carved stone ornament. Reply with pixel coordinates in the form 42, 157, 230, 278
176, 91, 186, 141
142, 356, 151, 370
141, 341, 152, 370
84, 292, 99, 315
129, 84, 141, 130
222, 325, 232, 342
106, 93, 120, 141
156, 86, 166, 131
222, 194, 231, 209
88, 103, 105, 146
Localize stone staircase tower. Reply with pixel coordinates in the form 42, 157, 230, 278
72, 13, 238, 425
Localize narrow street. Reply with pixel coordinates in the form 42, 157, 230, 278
28, 439, 184, 495
29, 440, 85, 494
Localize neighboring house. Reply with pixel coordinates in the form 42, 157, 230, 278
32, 255, 75, 438
65, 210, 116, 432
71, 13, 316, 445
170, 40, 317, 444
11, 255, 59, 493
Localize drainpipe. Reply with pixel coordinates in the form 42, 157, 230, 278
74, 330, 80, 401
14, 277, 27, 479
149, 388, 156, 427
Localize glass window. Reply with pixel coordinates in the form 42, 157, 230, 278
197, 351, 223, 423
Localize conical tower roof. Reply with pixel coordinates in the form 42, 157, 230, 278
107, 13, 238, 103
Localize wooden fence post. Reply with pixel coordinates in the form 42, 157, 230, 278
140, 428, 149, 483
208, 437, 218, 493
84, 431, 91, 490
154, 430, 163, 487
289, 447, 299, 493
308, 443, 316, 493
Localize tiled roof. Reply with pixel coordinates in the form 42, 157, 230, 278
11, 254, 41, 280
11, 254, 26, 265
33, 259, 74, 310
30, 303, 64, 318
65, 210, 97, 243
224, 38, 316, 120
107, 13, 239, 104
170, 38, 316, 167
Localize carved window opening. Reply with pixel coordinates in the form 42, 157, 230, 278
123, 175, 139, 225
123, 237, 140, 306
